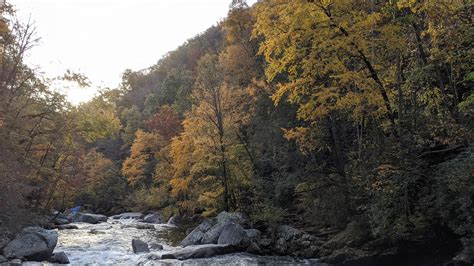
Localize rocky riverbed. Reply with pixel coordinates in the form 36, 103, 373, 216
1, 212, 324, 265
2, 211, 471, 265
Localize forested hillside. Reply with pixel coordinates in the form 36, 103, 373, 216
1, 0, 473, 262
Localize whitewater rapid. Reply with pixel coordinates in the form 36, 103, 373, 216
26, 218, 323, 265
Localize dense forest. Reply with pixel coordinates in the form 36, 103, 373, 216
1, 0, 473, 263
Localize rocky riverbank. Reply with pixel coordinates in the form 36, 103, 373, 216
0, 210, 472, 265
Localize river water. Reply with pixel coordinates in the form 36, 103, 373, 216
44, 218, 323, 265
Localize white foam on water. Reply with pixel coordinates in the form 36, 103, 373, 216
49, 218, 322, 265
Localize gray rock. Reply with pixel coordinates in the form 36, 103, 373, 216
453, 250, 473, 264
54, 218, 70, 225
324, 220, 370, 249
0, 228, 13, 251
49, 252, 70, 264
143, 213, 162, 224
246, 242, 262, 254
201, 223, 226, 244
186, 227, 194, 235
71, 213, 107, 224
132, 239, 150, 254
8, 258, 22, 265
167, 214, 179, 225
216, 211, 248, 226
161, 244, 242, 260
277, 225, 301, 241
2, 227, 58, 261
181, 219, 213, 247
259, 238, 272, 247
149, 242, 163, 250
244, 229, 261, 242
271, 225, 321, 257
121, 223, 155, 230
111, 212, 143, 220
217, 223, 247, 246
0, 255, 6, 263
147, 254, 161, 260
88, 229, 106, 235
51, 211, 70, 220
57, 224, 79, 230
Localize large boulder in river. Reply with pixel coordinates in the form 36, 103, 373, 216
160, 244, 243, 260
181, 219, 213, 247
2, 227, 58, 261
50, 211, 71, 225
48, 252, 70, 264
132, 239, 150, 254
217, 223, 248, 246
72, 212, 107, 224
143, 213, 162, 224
181, 211, 255, 247
201, 223, 227, 244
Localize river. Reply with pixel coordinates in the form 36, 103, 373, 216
28, 217, 324, 265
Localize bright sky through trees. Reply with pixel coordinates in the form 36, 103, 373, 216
10, 0, 257, 104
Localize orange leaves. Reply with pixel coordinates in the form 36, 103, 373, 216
122, 130, 164, 187
146, 106, 182, 141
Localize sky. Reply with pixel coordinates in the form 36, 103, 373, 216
9, 0, 257, 104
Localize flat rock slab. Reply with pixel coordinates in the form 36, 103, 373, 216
111, 213, 144, 220
161, 244, 242, 260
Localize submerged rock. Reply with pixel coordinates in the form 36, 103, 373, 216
132, 239, 150, 254
121, 223, 155, 230
57, 224, 79, 230
71, 213, 107, 224
88, 229, 106, 235
49, 252, 70, 264
161, 244, 242, 260
2, 227, 58, 261
110, 212, 143, 220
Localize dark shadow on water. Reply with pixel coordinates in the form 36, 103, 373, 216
152, 226, 187, 246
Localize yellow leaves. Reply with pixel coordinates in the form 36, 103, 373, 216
80, 150, 114, 188
170, 176, 191, 198
122, 130, 164, 186
76, 97, 121, 143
